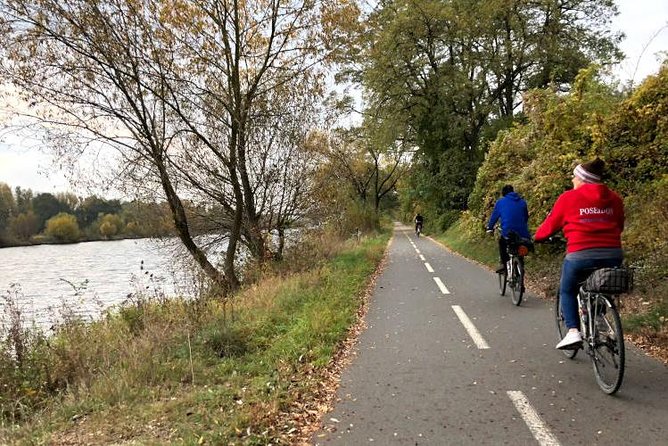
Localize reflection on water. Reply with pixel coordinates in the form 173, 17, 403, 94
0, 238, 202, 328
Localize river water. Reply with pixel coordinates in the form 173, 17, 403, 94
0, 238, 201, 329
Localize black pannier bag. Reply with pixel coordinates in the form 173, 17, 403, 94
506, 232, 535, 255
584, 267, 634, 294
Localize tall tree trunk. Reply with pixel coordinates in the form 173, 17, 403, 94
276, 227, 285, 261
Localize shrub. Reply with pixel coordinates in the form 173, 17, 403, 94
44, 212, 80, 242
337, 201, 380, 236
97, 213, 124, 238
8, 211, 39, 241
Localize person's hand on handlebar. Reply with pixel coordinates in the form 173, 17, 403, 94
535, 234, 564, 244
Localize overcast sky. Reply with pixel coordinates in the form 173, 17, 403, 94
1, 0, 667, 196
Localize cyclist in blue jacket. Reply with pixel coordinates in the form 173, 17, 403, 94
486, 185, 531, 273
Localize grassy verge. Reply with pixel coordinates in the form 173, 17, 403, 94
0, 230, 390, 444
433, 215, 668, 363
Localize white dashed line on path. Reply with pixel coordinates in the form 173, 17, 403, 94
425, 263, 434, 273
507, 391, 561, 446
451, 305, 489, 349
433, 277, 450, 295
419, 254, 426, 261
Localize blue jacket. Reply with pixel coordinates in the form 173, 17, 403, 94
486, 192, 530, 238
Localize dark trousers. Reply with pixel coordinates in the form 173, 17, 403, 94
498, 237, 510, 264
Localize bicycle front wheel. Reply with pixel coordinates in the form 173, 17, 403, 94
591, 295, 625, 394
555, 291, 577, 359
510, 258, 524, 306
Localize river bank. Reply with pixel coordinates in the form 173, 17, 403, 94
0, 233, 158, 249
0, 228, 390, 444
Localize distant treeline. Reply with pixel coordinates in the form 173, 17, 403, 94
0, 185, 176, 246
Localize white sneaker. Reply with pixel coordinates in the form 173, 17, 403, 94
556, 331, 582, 350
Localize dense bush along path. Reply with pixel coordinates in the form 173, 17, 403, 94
314, 223, 667, 446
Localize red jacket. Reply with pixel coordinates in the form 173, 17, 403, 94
534, 184, 624, 253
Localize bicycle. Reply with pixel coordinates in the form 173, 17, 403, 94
555, 266, 633, 394
496, 231, 531, 306
415, 222, 423, 237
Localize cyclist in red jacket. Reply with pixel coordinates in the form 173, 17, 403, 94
534, 158, 624, 349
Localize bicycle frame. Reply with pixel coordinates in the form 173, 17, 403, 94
578, 289, 605, 352
499, 247, 525, 306
506, 253, 522, 283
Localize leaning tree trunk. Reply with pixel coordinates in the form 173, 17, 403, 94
156, 157, 233, 293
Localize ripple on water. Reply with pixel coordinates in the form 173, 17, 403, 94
0, 238, 199, 328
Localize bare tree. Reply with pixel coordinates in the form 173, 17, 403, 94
0, 0, 351, 292
248, 79, 324, 258
320, 126, 408, 212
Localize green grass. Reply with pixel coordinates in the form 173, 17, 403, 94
0, 231, 390, 444
432, 219, 499, 268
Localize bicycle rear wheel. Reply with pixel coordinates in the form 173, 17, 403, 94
498, 270, 507, 296
510, 258, 524, 306
555, 291, 577, 359
591, 295, 625, 394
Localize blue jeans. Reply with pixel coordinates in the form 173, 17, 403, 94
560, 256, 622, 329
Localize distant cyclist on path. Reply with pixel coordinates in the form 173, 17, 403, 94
414, 213, 424, 234
534, 158, 624, 350
486, 185, 531, 273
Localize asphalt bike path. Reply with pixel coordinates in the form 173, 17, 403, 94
314, 223, 667, 445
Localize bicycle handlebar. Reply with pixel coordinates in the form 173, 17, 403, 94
536, 234, 565, 244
